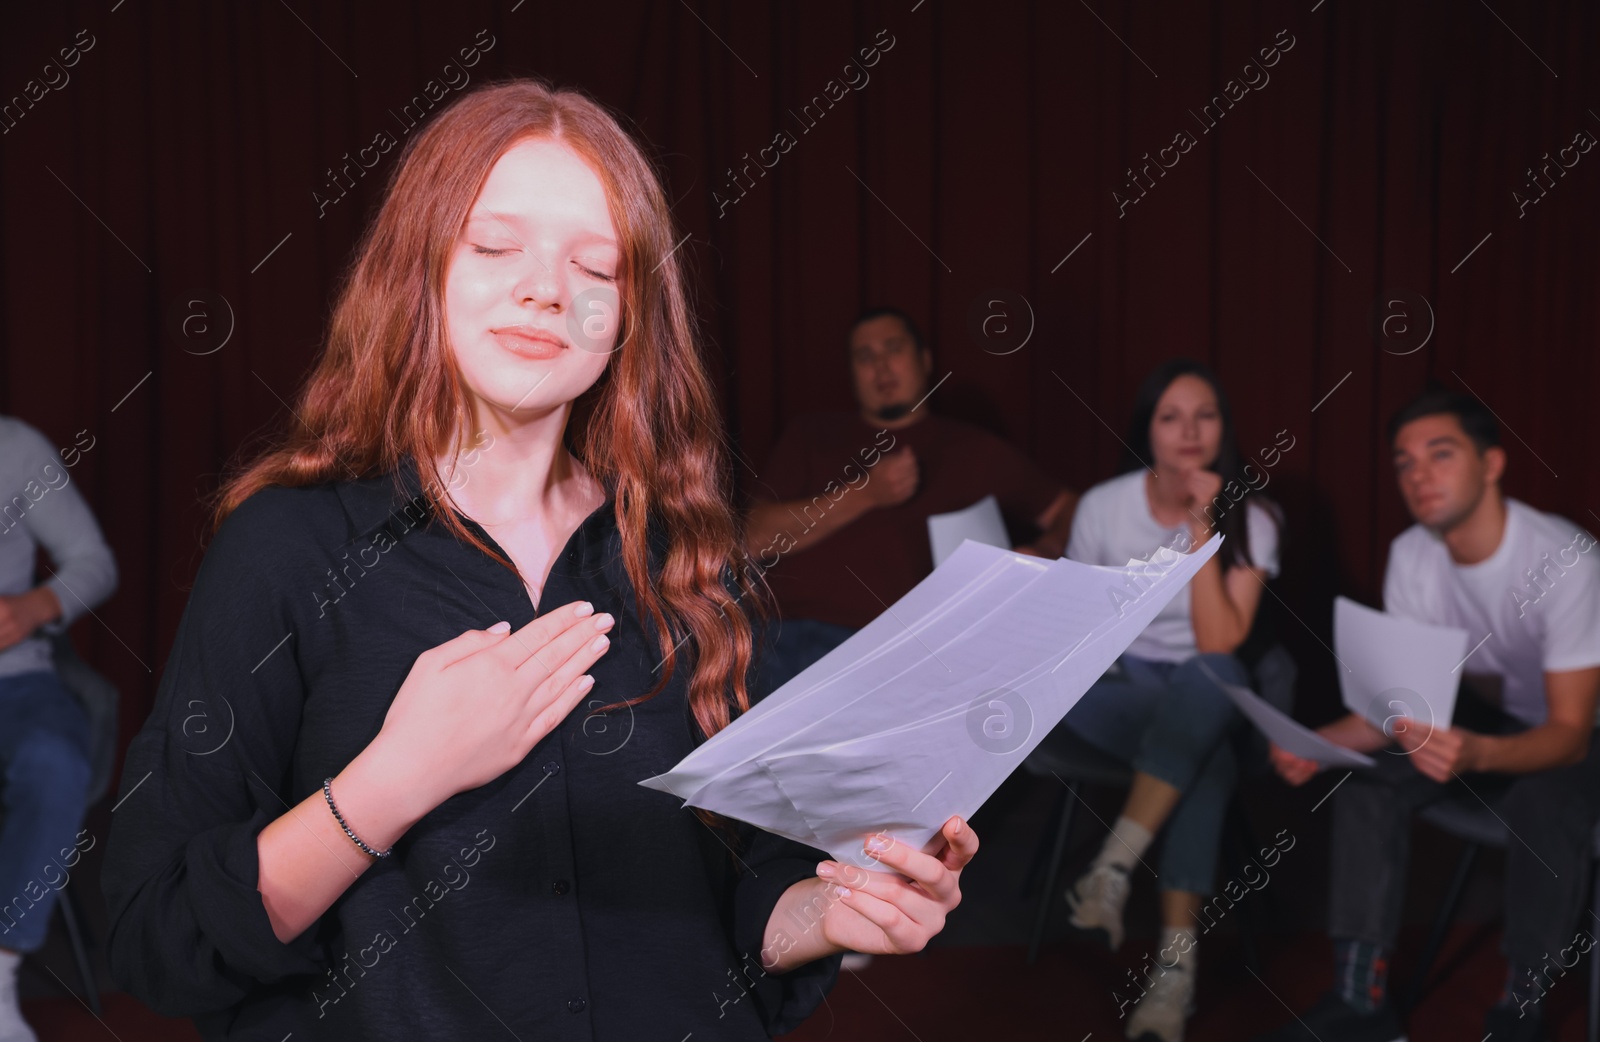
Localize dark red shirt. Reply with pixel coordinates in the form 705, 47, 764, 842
749, 411, 1063, 628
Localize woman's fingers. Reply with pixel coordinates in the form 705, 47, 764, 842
509, 606, 614, 681
853, 823, 973, 905
827, 862, 944, 924
477, 600, 601, 674
860, 833, 944, 890
527, 665, 602, 743
826, 880, 937, 953
935, 817, 979, 872
427, 620, 523, 670
520, 615, 613, 728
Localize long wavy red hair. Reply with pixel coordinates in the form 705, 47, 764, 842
209, 79, 766, 813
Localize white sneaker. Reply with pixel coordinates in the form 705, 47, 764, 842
1065, 862, 1131, 950
1125, 962, 1194, 1042
840, 952, 874, 972
0, 951, 40, 1042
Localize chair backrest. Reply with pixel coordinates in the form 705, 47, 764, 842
46, 631, 120, 807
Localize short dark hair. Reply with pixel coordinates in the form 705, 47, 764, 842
849, 307, 926, 354
1386, 387, 1501, 454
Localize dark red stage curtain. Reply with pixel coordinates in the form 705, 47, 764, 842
2, 1, 1595, 760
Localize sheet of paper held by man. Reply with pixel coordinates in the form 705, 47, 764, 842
1196, 659, 1376, 769
1333, 596, 1469, 737
926, 494, 1009, 567
639, 534, 1223, 866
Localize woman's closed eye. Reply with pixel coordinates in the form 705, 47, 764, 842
471, 244, 614, 282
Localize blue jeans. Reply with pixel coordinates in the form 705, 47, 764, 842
0, 669, 92, 953
1055, 653, 1248, 897
753, 617, 858, 702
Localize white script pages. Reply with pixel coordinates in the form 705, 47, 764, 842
927, 494, 1009, 567
1333, 596, 1469, 737
640, 535, 1222, 866
1196, 659, 1377, 769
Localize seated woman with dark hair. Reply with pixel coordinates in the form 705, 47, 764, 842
1049, 359, 1283, 1042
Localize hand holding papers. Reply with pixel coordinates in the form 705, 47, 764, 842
1197, 659, 1375, 769
640, 534, 1223, 866
1333, 596, 1469, 738
927, 495, 1009, 566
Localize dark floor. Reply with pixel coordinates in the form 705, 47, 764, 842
18, 767, 1596, 1040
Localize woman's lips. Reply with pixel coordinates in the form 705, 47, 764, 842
494, 328, 565, 360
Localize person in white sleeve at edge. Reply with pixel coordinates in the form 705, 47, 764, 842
0, 416, 119, 1042
1257, 388, 1600, 1042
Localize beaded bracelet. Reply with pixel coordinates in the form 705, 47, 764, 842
323, 777, 391, 859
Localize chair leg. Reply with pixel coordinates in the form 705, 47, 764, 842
1027, 781, 1081, 967
1400, 841, 1479, 1016
56, 879, 101, 1017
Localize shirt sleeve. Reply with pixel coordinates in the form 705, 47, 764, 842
1243, 501, 1283, 580
715, 591, 842, 1035
7, 422, 119, 634
101, 488, 328, 1017
1382, 531, 1429, 622
1539, 526, 1600, 674
729, 823, 843, 1036
748, 419, 814, 505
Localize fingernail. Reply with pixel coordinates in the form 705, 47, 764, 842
816, 861, 836, 878
952, 819, 963, 835
577, 674, 595, 691
594, 612, 614, 630
864, 834, 890, 853
833, 885, 852, 899
488, 620, 511, 634
574, 601, 594, 617
591, 635, 610, 652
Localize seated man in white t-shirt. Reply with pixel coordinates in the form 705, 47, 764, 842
1042, 360, 1284, 1042
1257, 389, 1600, 1042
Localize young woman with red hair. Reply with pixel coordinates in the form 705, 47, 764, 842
100, 79, 975, 1040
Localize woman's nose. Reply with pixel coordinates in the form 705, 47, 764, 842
516, 260, 563, 310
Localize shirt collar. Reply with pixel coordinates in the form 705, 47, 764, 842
332, 453, 626, 560
333, 453, 435, 551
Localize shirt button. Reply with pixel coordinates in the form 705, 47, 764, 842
567, 996, 586, 1013
552, 879, 570, 895
543, 761, 561, 774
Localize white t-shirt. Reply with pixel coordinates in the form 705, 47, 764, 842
1382, 498, 1600, 728
1066, 469, 1281, 663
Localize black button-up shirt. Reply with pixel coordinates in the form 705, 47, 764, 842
101, 455, 841, 1039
